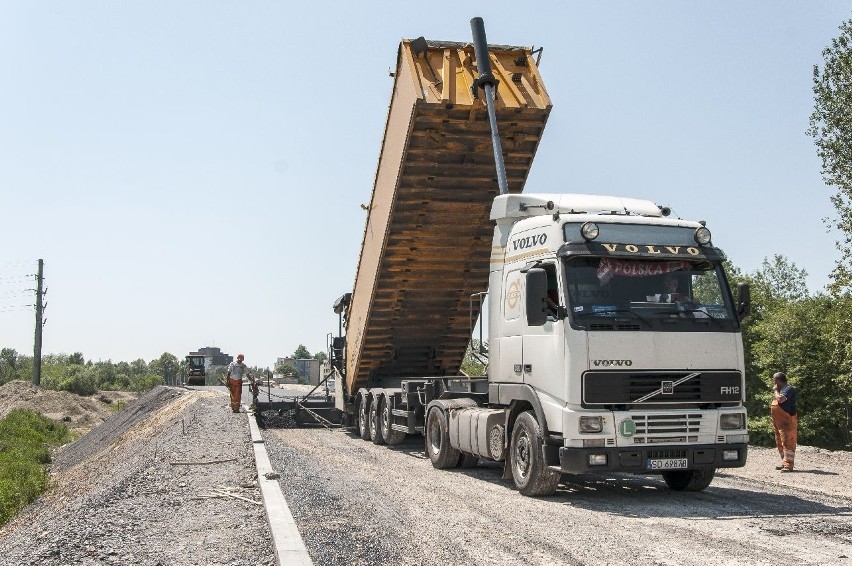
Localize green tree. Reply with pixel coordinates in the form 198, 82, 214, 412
461, 340, 487, 376
313, 351, 328, 364
149, 353, 180, 385
292, 344, 311, 359
56, 365, 97, 396
275, 362, 301, 381
0, 348, 19, 384
809, 18, 852, 292
129, 358, 148, 377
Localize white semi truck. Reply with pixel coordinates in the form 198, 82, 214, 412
329, 19, 750, 496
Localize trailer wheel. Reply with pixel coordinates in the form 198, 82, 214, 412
379, 395, 406, 445
369, 397, 385, 445
662, 468, 715, 491
510, 411, 560, 496
425, 408, 460, 469
357, 395, 371, 441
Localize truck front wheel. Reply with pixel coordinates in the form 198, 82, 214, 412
510, 411, 560, 497
662, 468, 715, 491
425, 408, 460, 469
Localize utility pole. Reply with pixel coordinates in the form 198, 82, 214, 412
33, 259, 44, 386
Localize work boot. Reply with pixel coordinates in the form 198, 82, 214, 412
780, 466, 794, 472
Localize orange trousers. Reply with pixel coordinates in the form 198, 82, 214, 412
771, 403, 797, 470
227, 378, 242, 411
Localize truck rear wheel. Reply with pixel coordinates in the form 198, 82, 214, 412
357, 395, 371, 441
369, 397, 385, 445
510, 411, 560, 497
426, 408, 460, 469
379, 395, 406, 445
662, 468, 715, 491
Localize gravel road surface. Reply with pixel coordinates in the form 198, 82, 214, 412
264, 426, 852, 566
1, 384, 849, 566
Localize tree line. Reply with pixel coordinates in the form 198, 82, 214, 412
0, 350, 186, 395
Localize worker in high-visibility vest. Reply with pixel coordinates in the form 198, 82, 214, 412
770, 371, 797, 472
225, 353, 252, 413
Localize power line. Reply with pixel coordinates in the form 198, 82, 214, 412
0, 305, 33, 313
0, 289, 31, 297
0, 275, 33, 283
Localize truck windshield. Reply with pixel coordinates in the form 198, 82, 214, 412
563, 257, 738, 331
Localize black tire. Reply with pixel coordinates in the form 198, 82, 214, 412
358, 395, 371, 441
425, 408, 460, 469
379, 395, 406, 445
370, 396, 385, 445
662, 468, 715, 491
457, 452, 479, 468
510, 411, 560, 496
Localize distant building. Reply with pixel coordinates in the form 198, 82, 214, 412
276, 357, 321, 385
191, 347, 233, 368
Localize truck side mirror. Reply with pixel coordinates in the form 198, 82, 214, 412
526, 268, 549, 326
736, 282, 751, 318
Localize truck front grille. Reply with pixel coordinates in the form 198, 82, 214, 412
582, 370, 742, 408
629, 413, 708, 444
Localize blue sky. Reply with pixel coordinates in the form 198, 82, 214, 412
1, 2, 849, 368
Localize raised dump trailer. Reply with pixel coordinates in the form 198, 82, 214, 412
344, 36, 551, 396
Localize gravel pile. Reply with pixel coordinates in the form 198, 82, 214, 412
0, 380, 137, 437
0, 386, 275, 566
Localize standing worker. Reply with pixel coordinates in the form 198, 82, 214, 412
225, 353, 252, 413
770, 371, 797, 472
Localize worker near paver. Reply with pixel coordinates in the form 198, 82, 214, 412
225, 353, 252, 413
770, 371, 797, 472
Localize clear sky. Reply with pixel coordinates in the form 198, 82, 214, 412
1, 2, 849, 369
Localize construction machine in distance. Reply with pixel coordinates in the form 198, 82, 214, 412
267, 18, 752, 497
184, 354, 206, 386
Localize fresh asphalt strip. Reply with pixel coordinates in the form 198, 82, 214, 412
246, 407, 314, 566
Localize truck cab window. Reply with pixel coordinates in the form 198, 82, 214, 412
564, 257, 738, 331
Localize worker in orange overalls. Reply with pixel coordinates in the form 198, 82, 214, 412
225, 353, 252, 413
770, 371, 797, 472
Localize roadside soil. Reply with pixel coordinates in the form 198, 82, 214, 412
0, 386, 275, 566
263, 427, 852, 566
0, 380, 137, 437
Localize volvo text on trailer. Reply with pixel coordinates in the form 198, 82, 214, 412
328, 19, 750, 496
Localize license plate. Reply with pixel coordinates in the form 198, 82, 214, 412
648, 458, 688, 470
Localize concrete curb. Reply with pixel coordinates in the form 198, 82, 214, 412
246, 409, 314, 566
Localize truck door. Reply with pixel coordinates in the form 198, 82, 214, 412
500, 268, 525, 384
522, 262, 564, 392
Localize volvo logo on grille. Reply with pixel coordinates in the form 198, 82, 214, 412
634, 372, 701, 403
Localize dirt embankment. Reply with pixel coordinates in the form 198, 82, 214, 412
0, 385, 275, 565
0, 380, 137, 437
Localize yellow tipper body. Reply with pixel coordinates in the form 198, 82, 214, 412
345, 38, 551, 396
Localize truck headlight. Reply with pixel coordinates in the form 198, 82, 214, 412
720, 413, 744, 430
581, 222, 599, 241
694, 226, 712, 245
579, 416, 603, 433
